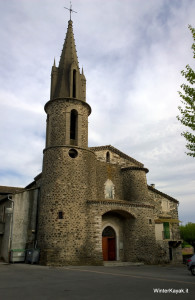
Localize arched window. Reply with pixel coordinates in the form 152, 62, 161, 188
70, 109, 78, 145
73, 69, 76, 98
104, 179, 115, 199
106, 151, 110, 162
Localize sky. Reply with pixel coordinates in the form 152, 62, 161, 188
0, 0, 194, 224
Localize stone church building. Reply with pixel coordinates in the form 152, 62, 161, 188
0, 19, 182, 265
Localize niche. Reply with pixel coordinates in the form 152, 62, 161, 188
104, 179, 115, 199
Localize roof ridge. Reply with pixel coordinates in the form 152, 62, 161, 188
0, 185, 24, 190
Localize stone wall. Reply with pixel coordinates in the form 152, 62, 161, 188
96, 161, 124, 200
38, 140, 182, 265
148, 187, 180, 240
90, 146, 143, 167
45, 98, 91, 149
86, 200, 157, 264
148, 186, 179, 219
148, 186, 182, 263
122, 167, 149, 203
38, 146, 98, 265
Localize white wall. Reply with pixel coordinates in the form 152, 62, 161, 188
155, 223, 163, 240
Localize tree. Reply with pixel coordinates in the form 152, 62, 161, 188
177, 25, 195, 157
180, 222, 195, 250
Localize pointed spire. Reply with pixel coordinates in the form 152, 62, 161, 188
50, 19, 86, 101
58, 20, 79, 70
53, 58, 56, 67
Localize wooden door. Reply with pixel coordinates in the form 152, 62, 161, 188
102, 237, 116, 261
108, 238, 116, 260
102, 237, 108, 261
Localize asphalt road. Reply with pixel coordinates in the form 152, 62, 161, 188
0, 263, 195, 300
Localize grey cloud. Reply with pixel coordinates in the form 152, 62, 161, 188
0, 0, 195, 224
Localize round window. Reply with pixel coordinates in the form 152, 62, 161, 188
68, 148, 78, 158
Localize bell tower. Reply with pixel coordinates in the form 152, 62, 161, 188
37, 19, 97, 265
46, 19, 88, 149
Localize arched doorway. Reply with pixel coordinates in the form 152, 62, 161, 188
102, 226, 116, 261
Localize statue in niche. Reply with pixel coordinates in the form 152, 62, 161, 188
104, 179, 115, 199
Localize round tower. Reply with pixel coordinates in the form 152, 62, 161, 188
122, 166, 149, 203
37, 20, 97, 265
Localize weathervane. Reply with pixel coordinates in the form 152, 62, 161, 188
64, 1, 77, 20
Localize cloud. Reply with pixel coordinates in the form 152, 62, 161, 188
0, 0, 195, 223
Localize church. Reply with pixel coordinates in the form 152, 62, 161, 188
0, 17, 182, 265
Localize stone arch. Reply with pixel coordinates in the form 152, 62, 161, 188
102, 226, 116, 237
102, 224, 117, 261
102, 209, 136, 261
102, 209, 136, 220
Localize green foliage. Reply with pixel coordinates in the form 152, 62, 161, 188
177, 25, 195, 157
181, 241, 193, 248
180, 222, 195, 249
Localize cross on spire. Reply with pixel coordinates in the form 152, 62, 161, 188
64, 1, 77, 20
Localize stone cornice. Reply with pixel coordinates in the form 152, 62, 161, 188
43, 145, 96, 154
87, 199, 154, 209
121, 166, 149, 173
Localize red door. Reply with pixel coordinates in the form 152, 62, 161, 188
102, 237, 116, 261
108, 238, 116, 260
102, 237, 108, 261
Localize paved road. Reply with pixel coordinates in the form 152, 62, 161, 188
0, 263, 195, 299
